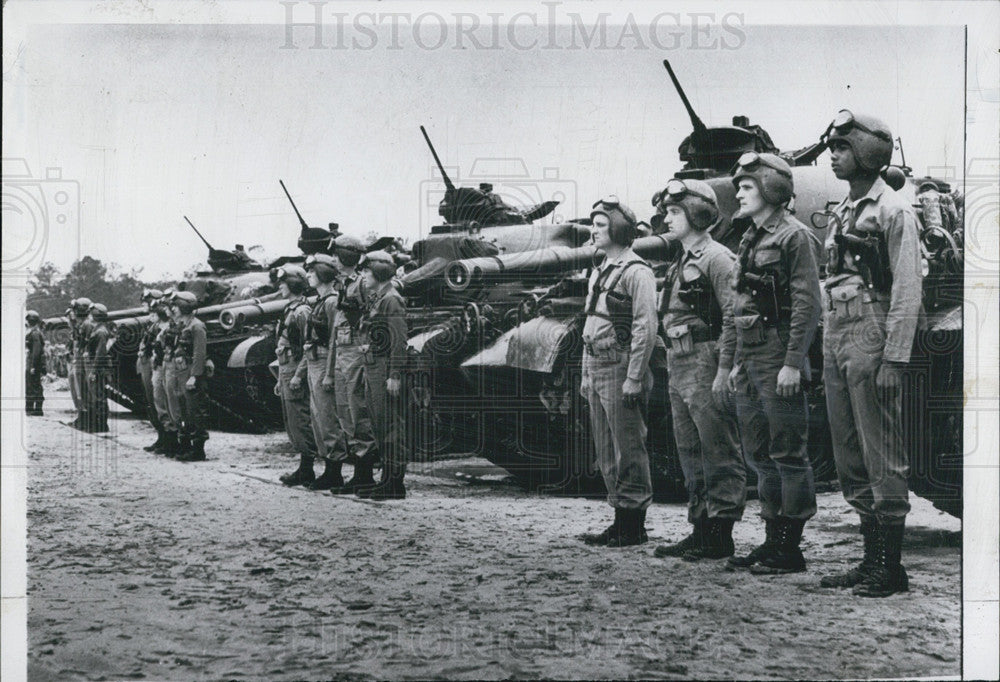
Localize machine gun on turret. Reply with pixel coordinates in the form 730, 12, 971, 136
184, 216, 264, 273
279, 179, 334, 254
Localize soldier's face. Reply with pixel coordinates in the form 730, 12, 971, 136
591, 214, 612, 249
306, 271, 320, 288
663, 205, 694, 240
829, 141, 859, 180
735, 179, 766, 217
361, 268, 377, 290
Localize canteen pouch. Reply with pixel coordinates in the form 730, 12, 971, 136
828, 284, 864, 321
735, 314, 766, 347
665, 324, 695, 354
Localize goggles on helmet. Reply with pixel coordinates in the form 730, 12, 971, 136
655, 179, 717, 207
592, 194, 623, 210
733, 152, 793, 178
303, 255, 320, 269
272, 266, 290, 281
824, 109, 892, 143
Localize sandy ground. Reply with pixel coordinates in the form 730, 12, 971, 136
24, 388, 961, 681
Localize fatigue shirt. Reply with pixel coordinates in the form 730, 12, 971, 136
176, 317, 208, 377
138, 318, 159, 362
582, 247, 658, 383
276, 296, 311, 377
26, 327, 45, 371
331, 271, 366, 347
301, 291, 340, 379
722, 208, 822, 370
86, 323, 111, 371
362, 287, 408, 382
825, 177, 923, 363
73, 320, 94, 362
158, 321, 180, 363
660, 234, 738, 369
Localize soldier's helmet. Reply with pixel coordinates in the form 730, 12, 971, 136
169, 290, 199, 314
731, 152, 794, 206
72, 297, 93, 316
304, 253, 339, 283
141, 288, 164, 305
271, 264, 309, 293
361, 250, 397, 282
89, 303, 109, 321
25, 310, 41, 325
824, 109, 893, 173
883, 166, 908, 191
590, 195, 639, 246
654, 178, 720, 231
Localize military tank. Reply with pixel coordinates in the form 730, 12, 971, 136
403, 60, 963, 517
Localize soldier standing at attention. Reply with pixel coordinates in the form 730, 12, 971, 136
818, 111, 922, 598
650, 180, 746, 561
327, 235, 379, 495
25, 310, 46, 416
163, 293, 191, 457
65, 304, 82, 414
172, 291, 210, 462
137, 289, 166, 451
272, 265, 320, 486
356, 251, 409, 500
722, 152, 823, 575
69, 298, 94, 429
301, 253, 350, 490
578, 196, 658, 548
153, 290, 182, 456
85, 303, 112, 433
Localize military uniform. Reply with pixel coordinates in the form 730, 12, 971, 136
72, 319, 94, 423
174, 316, 210, 460
823, 176, 921, 528
276, 296, 318, 464
581, 248, 658, 513
25, 324, 46, 415
303, 290, 349, 465
137, 318, 162, 434
85, 320, 111, 432
661, 236, 745, 533
152, 321, 180, 453
726, 208, 822, 521
332, 272, 378, 465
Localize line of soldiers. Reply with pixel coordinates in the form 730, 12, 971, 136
578, 110, 921, 600
63, 298, 113, 432
269, 237, 409, 502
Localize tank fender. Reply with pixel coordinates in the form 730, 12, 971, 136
462, 316, 575, 373
227, 334, 276, 369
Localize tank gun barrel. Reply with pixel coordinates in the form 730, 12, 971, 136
279, 179, 310, 233
218, 295, 315, 332
420, 125, 456, 192
662, 59, 708, 135
184, 216, 216, 252
444, 234, 680, 291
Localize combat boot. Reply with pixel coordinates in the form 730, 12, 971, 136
144, 427, 165, 452
309, 460, 344, 491
820, 518, 879, 588
580, 508, 623, 546
750, 517, 807, 575
682, 518, 736, 561
853, 522, 909, 598
654, 514, 706, 558
156, 431, 181, 457
368, 467, 406, 501
727, 518, 780, 570
336, 459, 377, 496
280, 455, 316, 487
607, 508, 649, 547
178, 440, 206, 462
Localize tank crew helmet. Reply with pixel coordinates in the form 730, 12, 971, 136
304, 253, 339, 284
361, 250, 398, 283
731, 152, 795, 206
72, 297, 93, 316
141, 288, 164, 306
883, 166, 908, 191
271, 264, 309, 294
590, 195, 639, 247
328, 234, 365, 267
918, 179, 941, 193
654, 178, 721, 231
25, 310, 41, 325
89, 303, 109, 321
822, 109, 893, 173
168, 290, 199, 314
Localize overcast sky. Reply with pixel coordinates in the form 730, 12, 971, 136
3, 15, 971, 280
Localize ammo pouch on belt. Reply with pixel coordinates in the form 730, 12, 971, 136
336, 327, 355, 346
276, 346, 294, 363
735, 314, 767, 347
204, 358, 215, 378
173, 356, 190, 370
827, 284, 866, 320
664, 324, 714, 353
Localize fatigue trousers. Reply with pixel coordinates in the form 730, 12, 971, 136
151, 365, 176, 432
26, 367, 44, 413
87, 368, 109, 427
667, 340, 745, 522
164, 362, 184, 435
138, 358, 161, 431
584, 350, 653, 510
334, 344, 378, 463
306, 352, 348, 462
278, 361, 317, 458
68, 360, 82, 410
74, 357, 89, 417
179, 371, 210, 447
823, 298, 910, 525
364, 357, 406, 474
734, 329, 816, 521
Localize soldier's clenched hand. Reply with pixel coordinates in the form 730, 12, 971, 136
185, 375, 196, 391
621, 377, 643, 409
876, 361, 903, 396
711, 367, 730, 408
776, 365, 801, 397
386, 377, 401, 397
727, 364, 740, 394
289, 376, 302, 393
321, 376, 335, 392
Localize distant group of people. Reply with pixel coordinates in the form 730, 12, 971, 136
577, 110, 922, 599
